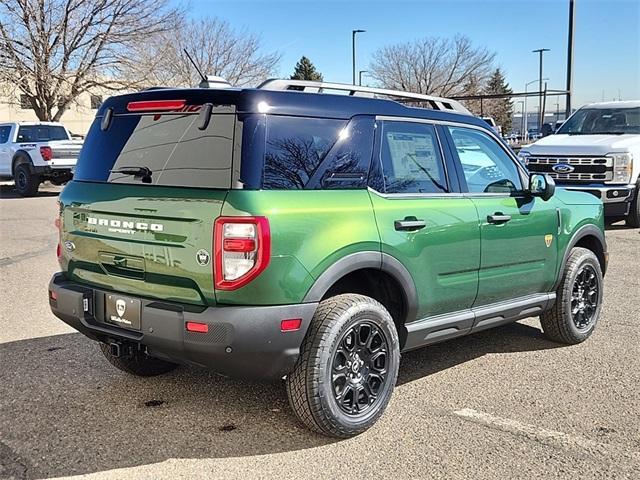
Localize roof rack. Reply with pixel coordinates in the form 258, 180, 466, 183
257, 79, 471, 115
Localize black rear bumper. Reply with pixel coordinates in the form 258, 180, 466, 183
48, 273, 317, 379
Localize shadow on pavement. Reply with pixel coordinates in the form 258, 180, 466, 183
0, 184, 61, 199
0, 322, 561, 478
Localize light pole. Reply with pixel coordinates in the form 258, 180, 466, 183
565, 0, 576, 117
533, 48, 550, 131
514, 100, 525, 142
524, 78, 547, 141
352, 29, 366, 85
358, 70, 368, 86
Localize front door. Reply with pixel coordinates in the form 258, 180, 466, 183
444, 125, 558, 306
369, 119, 480, 321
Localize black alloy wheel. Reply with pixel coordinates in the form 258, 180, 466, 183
331, 321, 390, 416
571, 264, 599, 330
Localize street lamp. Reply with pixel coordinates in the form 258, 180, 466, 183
532, 48, 550, 130
515, 100, 525, 141
352, 29, 366, 85
524, 78, 548, 141
358, 70, 368, 86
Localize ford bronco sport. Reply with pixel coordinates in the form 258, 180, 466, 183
49, 80, 607, 438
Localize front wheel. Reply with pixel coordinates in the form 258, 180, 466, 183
286, 294, 400, 438
540, 247, 603, 344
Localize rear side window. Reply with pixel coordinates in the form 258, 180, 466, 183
378, 121, 448, 194
16, 125, 68, 142
74, 106, 236, 189
0, 126, 11, 143
262, 116, 374, 190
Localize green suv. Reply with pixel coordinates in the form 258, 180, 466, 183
49, 80, 607, 438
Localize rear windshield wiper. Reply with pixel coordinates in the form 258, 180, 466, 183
109, 166, 153, 183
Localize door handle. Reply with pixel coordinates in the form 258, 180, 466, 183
487, 213, 512, 224
394, 218, 426, 231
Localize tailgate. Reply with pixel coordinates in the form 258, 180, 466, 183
58, 181, 225, 306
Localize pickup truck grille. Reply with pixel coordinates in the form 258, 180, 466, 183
526, 156, 613, 183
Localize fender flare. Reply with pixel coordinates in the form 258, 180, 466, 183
303, 251, 419, 324
12, 150, 34, 175
554, 224, 608, 290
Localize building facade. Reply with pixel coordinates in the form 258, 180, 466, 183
0, 84, 118, 135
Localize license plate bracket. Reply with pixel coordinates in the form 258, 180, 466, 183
105, 294, 141, 330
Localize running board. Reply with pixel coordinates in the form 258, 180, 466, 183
402, 293, 556, 352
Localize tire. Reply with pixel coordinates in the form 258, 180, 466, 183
540, 247, 603, 344
99, 343, 178, 377
286, 294, 400, 438
625, 184, 640, 228
14, 163, 40, 197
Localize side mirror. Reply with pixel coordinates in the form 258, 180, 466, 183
529, 174, 555, 201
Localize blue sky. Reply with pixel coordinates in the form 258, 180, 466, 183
186, 0, 640, 110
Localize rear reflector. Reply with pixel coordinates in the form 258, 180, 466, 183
56, 243, 61, 259
280, 318, 302, 332
186, 321, 209, 333
49, 290, 58, 301
127, 99, 186, 112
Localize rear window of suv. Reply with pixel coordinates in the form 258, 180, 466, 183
74, 106, 236, 189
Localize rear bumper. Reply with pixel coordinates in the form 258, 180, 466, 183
33, 165, 73, 177
48, 273, 317, 379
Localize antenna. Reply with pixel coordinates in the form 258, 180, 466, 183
183, 49, 206, 83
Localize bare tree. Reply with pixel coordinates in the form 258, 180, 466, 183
126, 18, 281, 88
369, 35, 496, 97
0, 0, 181, 121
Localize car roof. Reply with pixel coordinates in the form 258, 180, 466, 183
581, 100, 640, 109
98, 87, 491, 130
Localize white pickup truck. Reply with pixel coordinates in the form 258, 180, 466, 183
0, 121, 83, 196
519, 101, 640, 227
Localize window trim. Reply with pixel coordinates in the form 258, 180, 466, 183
369, 116, 454, 197
440, 123, 529, 197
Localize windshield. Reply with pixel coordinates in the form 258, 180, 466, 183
557, 107, 640, 135
17, 125, 69, 142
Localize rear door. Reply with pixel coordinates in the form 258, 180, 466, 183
369, 118, 480, 335
59, 95, 239, 307
443, 124, 558, 306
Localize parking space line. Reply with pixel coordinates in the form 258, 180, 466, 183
454, 408, 609, 455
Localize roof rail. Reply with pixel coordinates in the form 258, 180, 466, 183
257, 79, 471, 115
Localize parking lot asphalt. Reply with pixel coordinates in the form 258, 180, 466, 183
1, 183, 639, 480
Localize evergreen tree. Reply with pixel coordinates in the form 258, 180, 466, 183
483, 68, 513, 132
460, 73, 483, 115
290, 56, 323, 81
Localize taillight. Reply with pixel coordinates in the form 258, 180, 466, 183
127, 99, 186, 112
214, 216, 270, 290
40, 146, 52, 161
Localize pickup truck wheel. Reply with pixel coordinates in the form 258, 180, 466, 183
626, 184, 640, 228
540, 247, 603, 344
99, 343, 178, 376
286, 294, 400, 438
14, 163, 40, 197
